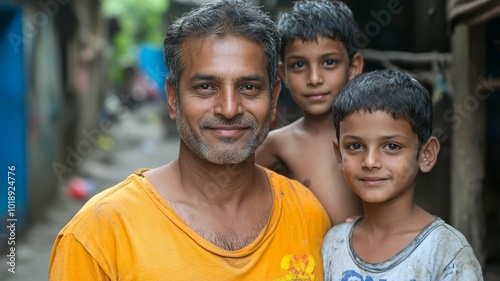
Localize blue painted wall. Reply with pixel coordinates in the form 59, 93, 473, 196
0, 3, 28, 238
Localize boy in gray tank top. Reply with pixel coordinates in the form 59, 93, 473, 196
323, 69, 483, 280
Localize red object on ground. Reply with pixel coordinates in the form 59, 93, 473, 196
66, 177, 95, 200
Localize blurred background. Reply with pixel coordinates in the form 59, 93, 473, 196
0, 0, 499, 279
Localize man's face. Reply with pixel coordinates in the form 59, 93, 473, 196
168, 35, 280, 164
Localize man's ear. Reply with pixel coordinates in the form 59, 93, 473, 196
419, 136, 441, 173
332, 139, 343, 170
270, 78, 282, 124
166, 78, 178, 121
278, 62, 288, 88
349, 52, 364, 80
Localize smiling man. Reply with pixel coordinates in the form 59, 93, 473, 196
48, 1, 330, 280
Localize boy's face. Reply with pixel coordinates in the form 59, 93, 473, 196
279, 36, 361, 116
334, 111, 438, 204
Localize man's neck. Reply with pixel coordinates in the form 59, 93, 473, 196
147, 145, 273, 250
175, 142, 263, 207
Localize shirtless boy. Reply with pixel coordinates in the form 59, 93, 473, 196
256, 0, 363, 224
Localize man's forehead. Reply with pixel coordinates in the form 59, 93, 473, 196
181, 36, 214, 54
181, 34, 261, 53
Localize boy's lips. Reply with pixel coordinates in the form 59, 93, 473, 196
359, 177, 387, 186
304, 92, 329, 101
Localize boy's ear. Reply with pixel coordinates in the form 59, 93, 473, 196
419, 136, 441, 173
166, 78, 178, 121
332, 139, 343, 170
278, 62, 288, 88
349, 53, 364, 80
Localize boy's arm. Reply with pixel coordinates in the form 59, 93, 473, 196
311, 173, 363, 225
255, 132, 289, 177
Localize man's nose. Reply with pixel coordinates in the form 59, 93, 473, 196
214, 87, 244, 119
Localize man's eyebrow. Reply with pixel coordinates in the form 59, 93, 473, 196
189, 73, 216, 81
240, 75, 266, 82
189, 74, 264, 81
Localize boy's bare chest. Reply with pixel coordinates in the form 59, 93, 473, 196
285, 132, 335, 158
281, 135, 338, 182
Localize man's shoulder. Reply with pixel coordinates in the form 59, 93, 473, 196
263, 166, 304, 189
60, 173, 148, 232
88, 173, 145, 206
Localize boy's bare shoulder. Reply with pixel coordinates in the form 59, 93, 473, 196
266, 119, 303, 146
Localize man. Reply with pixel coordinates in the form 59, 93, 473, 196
49, 1, 330, 280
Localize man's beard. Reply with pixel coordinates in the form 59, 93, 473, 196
175, 105, 272, 165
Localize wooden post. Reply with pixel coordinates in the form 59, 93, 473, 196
450, 23, 486, 266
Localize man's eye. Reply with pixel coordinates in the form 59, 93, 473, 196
242, 85, 255, 90
199, 84, 211, 90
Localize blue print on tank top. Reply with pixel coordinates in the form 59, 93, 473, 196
342, 270, 416, 281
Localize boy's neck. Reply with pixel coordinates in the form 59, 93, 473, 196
361, 203, 435, 235
301, 110, 334, 130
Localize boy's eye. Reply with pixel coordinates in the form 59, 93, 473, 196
291, 62, 305, 69
384, 143, 401, 150
323, 59, 337, 66
346, 143, 363, 150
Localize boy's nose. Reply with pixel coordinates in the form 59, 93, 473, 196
307, 67, 324, 86
361, 148, 382, 169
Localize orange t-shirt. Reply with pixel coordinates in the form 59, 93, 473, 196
49, 167, 331, 280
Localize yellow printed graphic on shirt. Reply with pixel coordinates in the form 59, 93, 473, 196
278, 254, 316, 280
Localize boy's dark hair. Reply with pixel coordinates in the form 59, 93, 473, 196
163, 0, 280, 95
333, 69, 433, 149
276, 0, 359, 62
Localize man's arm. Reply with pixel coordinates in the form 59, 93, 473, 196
49, 234, 110, 281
